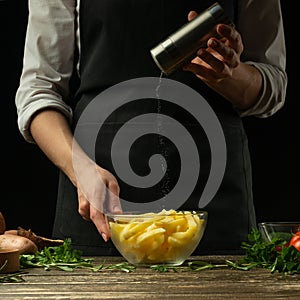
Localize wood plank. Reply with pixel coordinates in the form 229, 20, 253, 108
1, 256, 300, 299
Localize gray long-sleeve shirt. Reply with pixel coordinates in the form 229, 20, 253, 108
15, 0, 287, 143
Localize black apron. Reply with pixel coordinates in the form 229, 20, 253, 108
52, 0, 256, 255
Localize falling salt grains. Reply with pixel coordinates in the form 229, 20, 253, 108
155, 71, 164, 99
155, 72, 170, 206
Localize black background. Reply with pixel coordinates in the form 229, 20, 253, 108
1, 1, 299, 237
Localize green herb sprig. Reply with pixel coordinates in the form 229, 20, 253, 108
226, 228, 300, 274
2, 228, 300, 284
0, 272, 26, 283
20, 238, 94, 271
149, 229, 300, 274
0, 261, 26, 283
150, 261, 229, 272
19, 238, 135, 273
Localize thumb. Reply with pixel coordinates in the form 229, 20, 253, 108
188, 10, 198, 22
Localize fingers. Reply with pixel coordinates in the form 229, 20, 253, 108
78, 191, 110, 241
183, 45, 231, 80
183, 21, 243, 81
207, 38, 239, 68
107, 180, 122, 214
78, 189, 91, 221
199, 47, 229, 72
183, 59, 215, 80
216, 24, 243, 54
90, 206, 110, 242
203, 24, 242, 69
100, 168, 122, 214
77, 166, 122, 242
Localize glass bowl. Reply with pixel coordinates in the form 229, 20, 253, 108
258, 222, 300, 243
107, 209, 208, 266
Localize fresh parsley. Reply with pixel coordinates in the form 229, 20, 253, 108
226, 228, 300, 274
19, 238, 135, 273
2, 229, 299, 283
150, 229, 300, 274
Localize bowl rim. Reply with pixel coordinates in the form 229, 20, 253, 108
106, 210, 208, 219
258, 222, 300, 226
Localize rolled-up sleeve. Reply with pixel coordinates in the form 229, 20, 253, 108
237, 0, 287, 118
15, 0, 77, 143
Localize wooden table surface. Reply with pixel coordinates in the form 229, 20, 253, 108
1, 255, 300, 299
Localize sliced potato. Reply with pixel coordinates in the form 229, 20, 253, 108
109, 209, 205, 263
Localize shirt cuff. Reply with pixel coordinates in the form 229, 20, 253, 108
18, 100, 73, 143
237, 62, 286, 118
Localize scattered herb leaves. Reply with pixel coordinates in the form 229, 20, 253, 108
150, 261, 229, 273
0, 272, 26, 283
226, 228, 300, 274
2, 228, 299, 284
149, 229, 300, 274
150, 264, 181, 272
19, 238, 95, 271
2, 239, 136, 280
19, 238, 135, 273
0, 261, 26, 283
103, 262, 136, 273
188, 260, 228, 271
